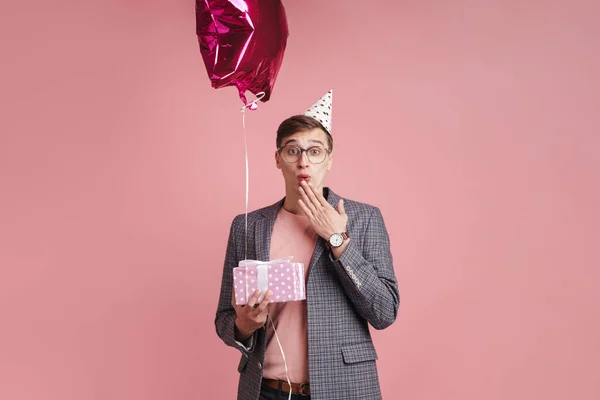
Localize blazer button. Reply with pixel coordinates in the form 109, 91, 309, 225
257, 362, 263, 369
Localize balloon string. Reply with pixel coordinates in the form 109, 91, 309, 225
242, 109, 249, 260
240, 92, 265, 260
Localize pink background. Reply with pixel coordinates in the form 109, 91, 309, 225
1, 0, 599, 399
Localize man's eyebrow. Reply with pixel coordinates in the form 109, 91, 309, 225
282, 139, 325, 147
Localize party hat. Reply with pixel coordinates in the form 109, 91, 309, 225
303, 89, 333, 134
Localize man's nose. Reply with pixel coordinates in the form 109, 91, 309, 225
297, 151, 310, 167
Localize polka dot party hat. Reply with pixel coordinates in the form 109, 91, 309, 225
303, 89, 333, 134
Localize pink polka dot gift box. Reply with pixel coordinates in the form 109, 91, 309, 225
233, 257, 306, 305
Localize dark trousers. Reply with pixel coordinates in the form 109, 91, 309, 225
259, 382, 311, 400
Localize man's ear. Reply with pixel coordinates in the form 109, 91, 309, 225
275, 150, 282, 169
327, 152, 334, 170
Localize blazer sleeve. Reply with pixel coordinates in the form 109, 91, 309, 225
329, 206, 400, 330
214, 216, 258, 355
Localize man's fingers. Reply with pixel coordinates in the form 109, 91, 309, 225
337, 199, 346, 216
299, 187, 317, 214
301, 182, 323, 209
307, 182, 328, 207
255, 290, 272, 314
246, 289, 262, 308
298, 199, 313, 217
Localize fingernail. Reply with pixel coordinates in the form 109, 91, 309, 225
257, 289, 262, 295
267, 291, 272, 296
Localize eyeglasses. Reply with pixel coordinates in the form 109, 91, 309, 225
277, 145, 331, 164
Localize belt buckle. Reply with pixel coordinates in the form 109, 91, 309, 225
298, 382, 308, 396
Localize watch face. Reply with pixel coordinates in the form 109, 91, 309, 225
330, 233, 344, 247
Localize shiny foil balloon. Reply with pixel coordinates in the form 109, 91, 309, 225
196, 0, 288, 106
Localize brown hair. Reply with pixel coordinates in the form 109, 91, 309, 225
276, 115, 333, 151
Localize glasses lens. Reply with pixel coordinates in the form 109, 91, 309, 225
281, 146, 301, 162
307, 146, 326, 164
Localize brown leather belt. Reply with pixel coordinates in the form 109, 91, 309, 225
262, 378, 310, 396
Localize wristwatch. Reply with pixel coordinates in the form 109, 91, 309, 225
327, 232, 350, 248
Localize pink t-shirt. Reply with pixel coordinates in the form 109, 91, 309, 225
263, 207, 316, 383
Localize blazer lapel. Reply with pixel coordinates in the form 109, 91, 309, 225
254, 199, 283, 261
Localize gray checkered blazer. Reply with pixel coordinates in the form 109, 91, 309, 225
215, 188, 399, 400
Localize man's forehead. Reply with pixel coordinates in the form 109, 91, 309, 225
283, 129, 328, 145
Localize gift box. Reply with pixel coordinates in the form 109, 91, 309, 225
233, 257, 306, 305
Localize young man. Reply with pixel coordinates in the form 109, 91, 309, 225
215, 90, 399, 400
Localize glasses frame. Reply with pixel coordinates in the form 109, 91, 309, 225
277, 145, 331, 164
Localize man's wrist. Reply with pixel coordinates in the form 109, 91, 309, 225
331, 238, 350, 260
234, 320, 254, 342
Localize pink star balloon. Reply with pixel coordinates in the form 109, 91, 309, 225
196, 0, 289, 106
